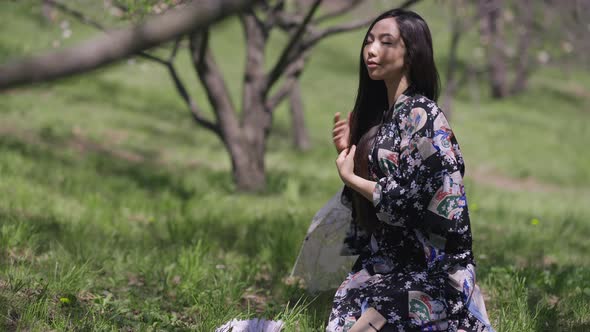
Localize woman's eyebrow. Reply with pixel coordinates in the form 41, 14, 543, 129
368, 32, 395, 39
378, 33, 395, 38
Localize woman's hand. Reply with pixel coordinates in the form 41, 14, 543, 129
336, 145, 377, 201
336, 145, 356, 185
332, 112, 351, 153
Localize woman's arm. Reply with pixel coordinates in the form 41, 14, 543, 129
338, 97, 467, 234
335, 145, 376, 201
372, 99, 466, 232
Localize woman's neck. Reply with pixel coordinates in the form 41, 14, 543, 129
384, 74, 410, 110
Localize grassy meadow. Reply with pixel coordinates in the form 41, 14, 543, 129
1, 1, 590, 331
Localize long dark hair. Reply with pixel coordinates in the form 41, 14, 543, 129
349, 9, 440, 148
346, 9, 440, 231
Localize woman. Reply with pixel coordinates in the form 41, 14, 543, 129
329, 9, 494, 332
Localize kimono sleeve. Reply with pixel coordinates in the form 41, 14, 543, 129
372, 99, 467, 234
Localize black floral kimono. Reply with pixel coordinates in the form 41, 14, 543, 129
327, 90, 494, 332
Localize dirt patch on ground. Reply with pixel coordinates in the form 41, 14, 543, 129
468, 166, 560, 193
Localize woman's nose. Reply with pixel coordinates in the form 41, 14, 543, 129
368, 44, 378, 57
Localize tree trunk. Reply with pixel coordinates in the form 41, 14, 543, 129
442, 3, 463, 120
235, 12, 270, 191
234, 97, 272, 191
479, 0, 508, 99
510, 0, 533, 95
228, 134, 267, 191
290, 81, 311, 151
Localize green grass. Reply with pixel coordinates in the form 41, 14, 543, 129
1, 1, 590, 331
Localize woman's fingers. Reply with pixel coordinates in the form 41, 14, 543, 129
333, 120, 349, 132
333, 126, 349, 139
333, 125, 347, 136
336, 148, 348, 162
344, 145, 356, 162
337, 146, 355, 164
333, 112, 350, 153
333, 112, 341, 124
333, 120, 348, 130
335, 112, 352, 124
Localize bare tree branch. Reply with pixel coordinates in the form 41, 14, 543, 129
302, 17, 373, 51
47, 0, 167, 64
165, 61, 220, 136
168, 37, 182, 62
266, 75, 297, 111
189, 30, 240, 142
263, 0, 286, 28
301, 0, 422, 52
266, 0, 322, 91
273, 10, 303, 30
138, 52, 169, 65
398, 0, 422, 10
45, 0, 104, 30
314, 0, 363, 23
267, 53, 306, 110
47, 0, 218, 134
0, 0, 260, 90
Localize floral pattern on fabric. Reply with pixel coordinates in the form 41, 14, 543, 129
330, 90, 494, 332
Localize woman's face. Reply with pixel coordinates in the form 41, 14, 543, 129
363, 17, 407, 81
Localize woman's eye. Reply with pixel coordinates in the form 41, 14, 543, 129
382, 41, 393, 45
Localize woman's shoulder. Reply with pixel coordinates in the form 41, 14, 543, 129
392, 94, 454, 138
409, 94, 441, 114
397, 93, 445, 122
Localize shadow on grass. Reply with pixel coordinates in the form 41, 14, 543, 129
0, 129, 308, 255
0, 133, 213, 201
59, 76, 188, 124
3, 194, 589, 330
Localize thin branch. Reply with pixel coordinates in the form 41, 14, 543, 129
267, 51, 307, 111
138, 52, 168, 65
314, 0, 363, 23
46, 0, 104, 30
301, 0, 422, 52
168, 37, 182, 61
0, 0, 259, 89
266, 0, 322, 91
165, 61, 220, 135
302, 17, 372, 51
270, 0, 286, 11
243, 6, 265, 30
398, 0, 422, 10
263, 0, 286, 28
46, 0, 173, 65
189, 30, 240, 140
47, 0, 218, 134
42, 0, 232, 137
267, 75, 297, 110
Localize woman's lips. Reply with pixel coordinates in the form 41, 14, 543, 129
366, 61, 379, 69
